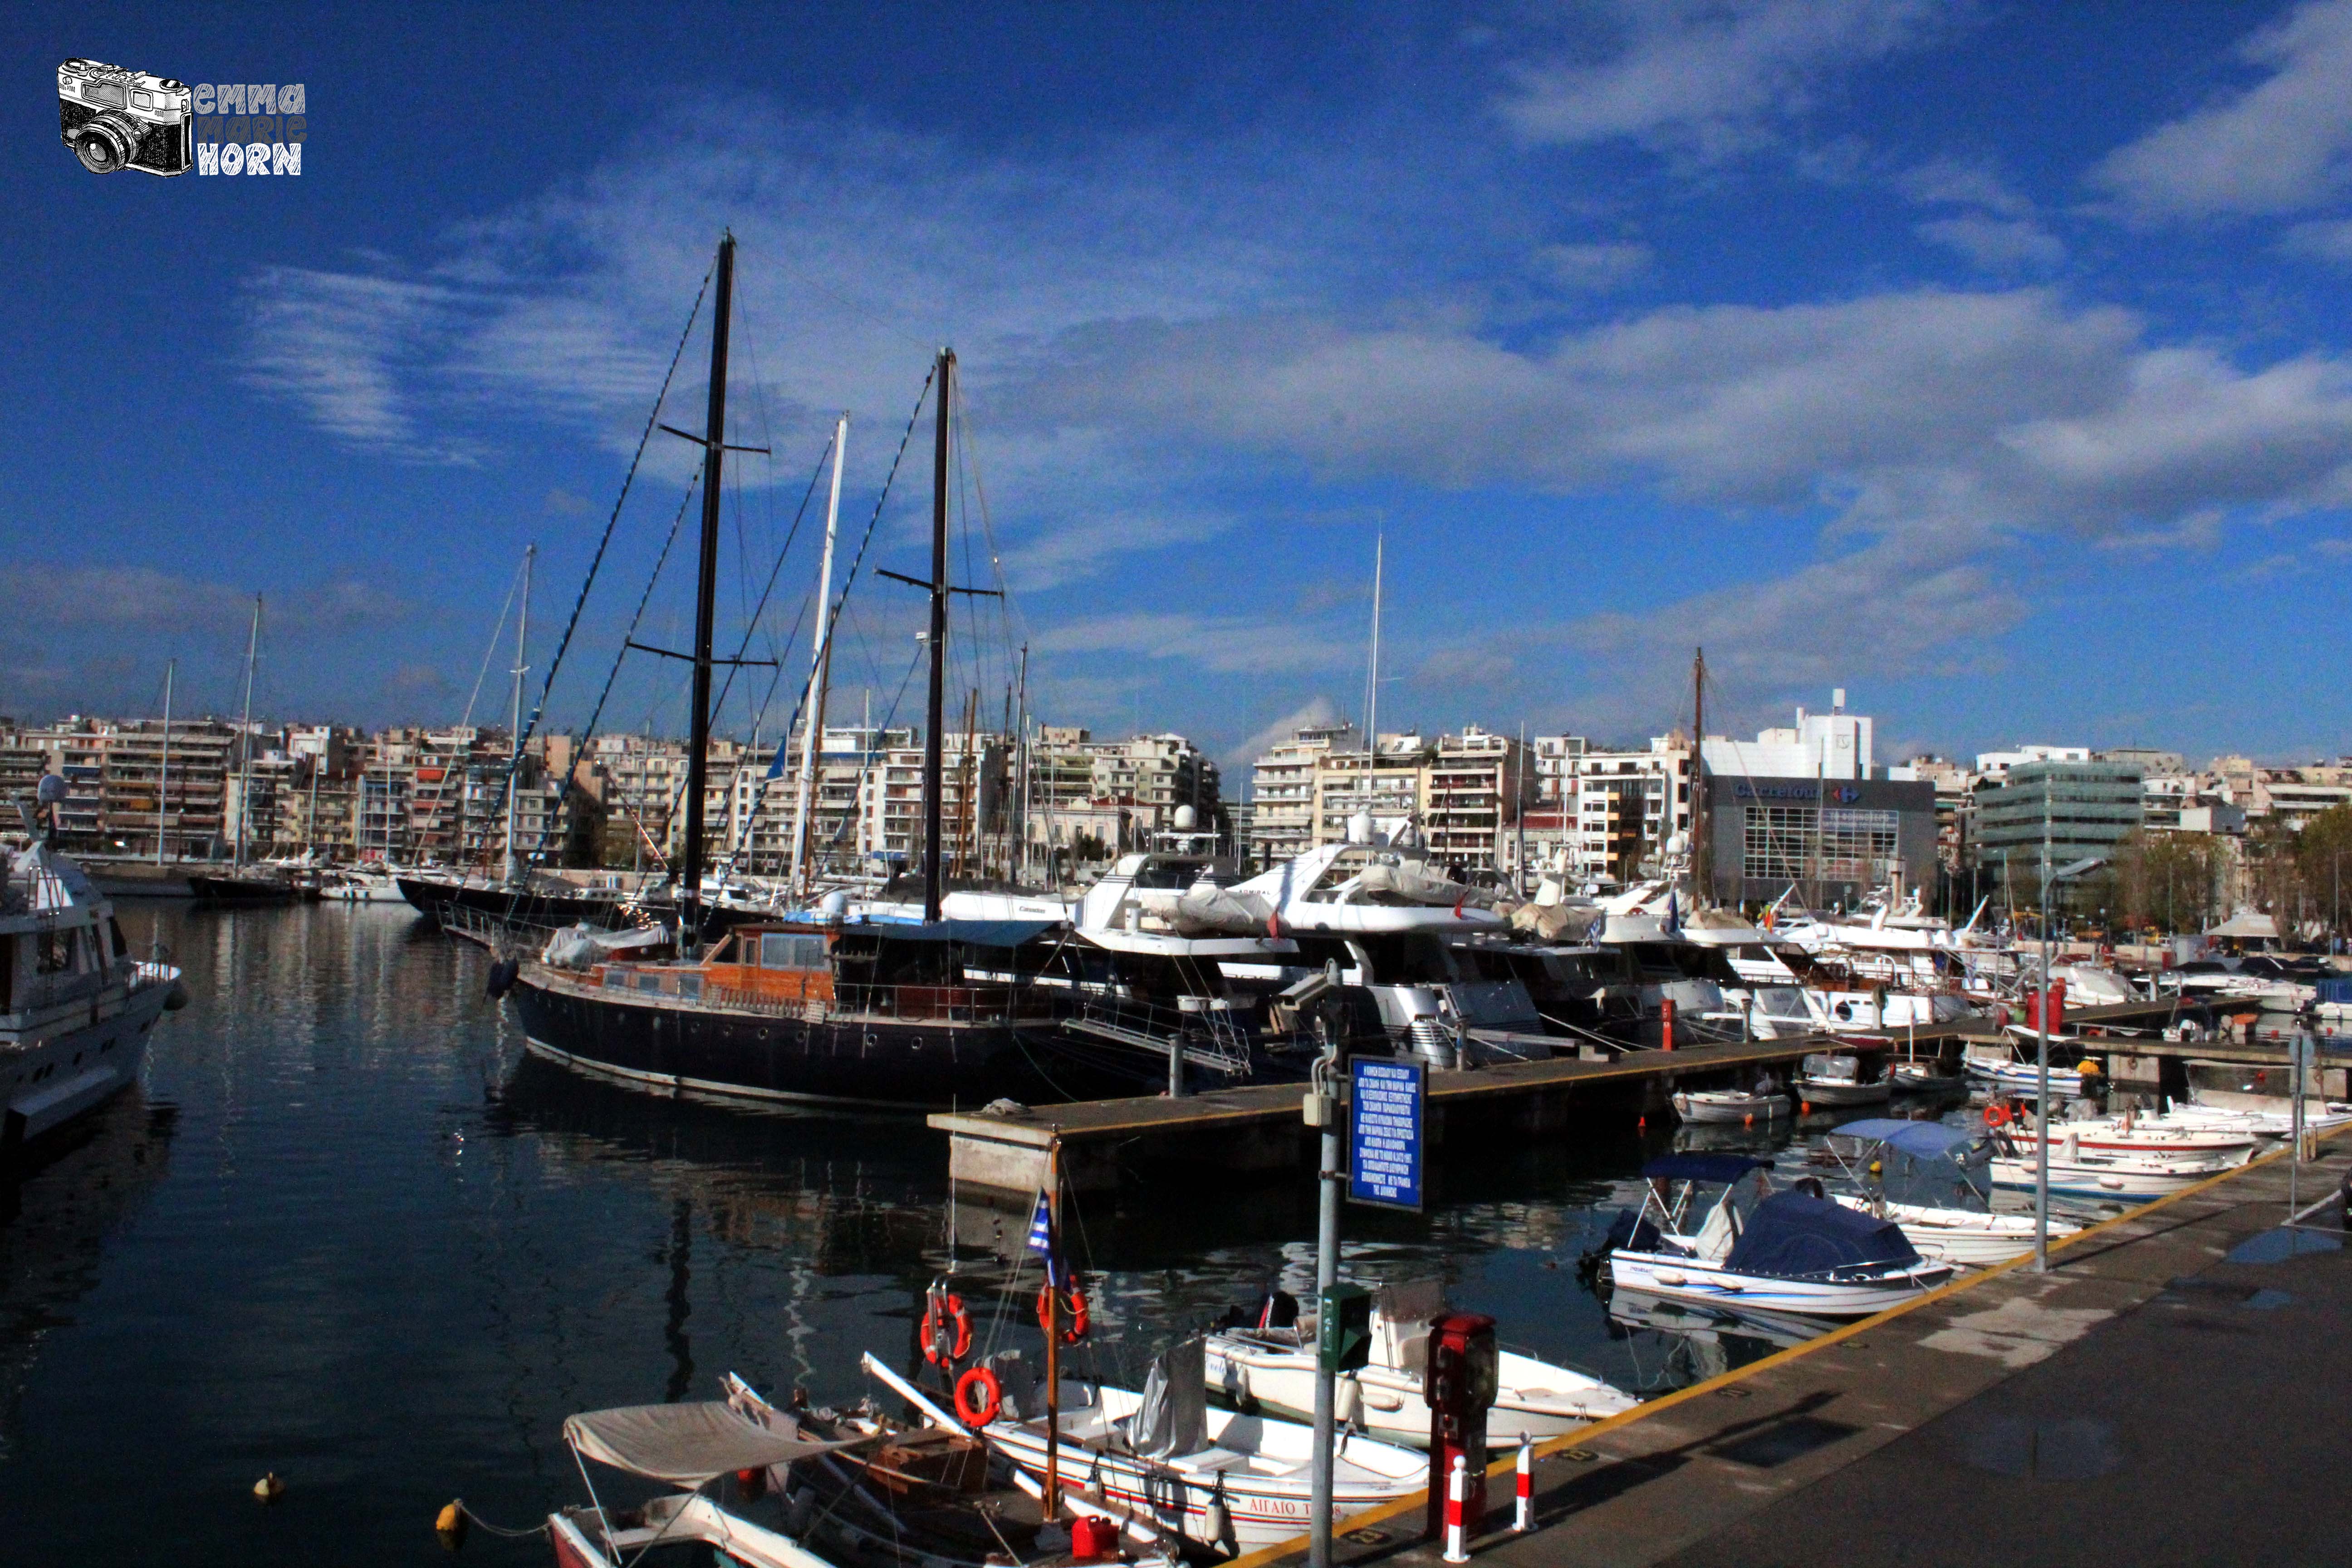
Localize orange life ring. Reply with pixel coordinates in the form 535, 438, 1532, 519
1036, 1283, 1088, 1344
1984, 1102, 2013, 1129
921, 1292, 972, 1367
953, 1365, 1002, 1426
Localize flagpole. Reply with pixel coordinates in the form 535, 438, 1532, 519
1043, 1137, 1062, 1520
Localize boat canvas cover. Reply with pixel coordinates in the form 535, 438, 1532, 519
1129, 1336, 1209, 1459
1722, 1190, 1922, 1278
564, 1402, 849, 1485
1832, 1118, 1982, 1160
1639, 1154, 1769, 1184
854, 918, 1060, 947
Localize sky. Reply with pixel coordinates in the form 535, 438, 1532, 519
8, 1, 2352, 772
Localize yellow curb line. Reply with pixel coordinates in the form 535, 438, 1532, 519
1222, 1122, 2346, 1568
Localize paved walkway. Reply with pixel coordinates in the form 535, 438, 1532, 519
1232, 1132, 2351, 1568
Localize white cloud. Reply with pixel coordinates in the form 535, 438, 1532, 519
1895, 157, 2034, 218
1915, 215, 2065, 271
1234, 696, 1346, 766
242, 268, 482, 463
1498, 0, 1946, 152
2091, 0, 2352, 220
2281, 216, 2352, 260
1532, 241, 1654, 291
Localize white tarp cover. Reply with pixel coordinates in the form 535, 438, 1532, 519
564, 1402, 848, 1484
2206, 911, 2281, 940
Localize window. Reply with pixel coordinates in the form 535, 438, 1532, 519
759, 934, 827, 970
1741, 804, 1899, 883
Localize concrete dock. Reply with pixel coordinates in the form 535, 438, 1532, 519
1226, 1129, 2352, 1568
934, 1000, 2207, 1199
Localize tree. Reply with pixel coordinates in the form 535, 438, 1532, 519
2292, 803, 2352, 943
2107, 829, 2224, 936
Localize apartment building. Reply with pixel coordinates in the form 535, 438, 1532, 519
1247, 722, 1526, 872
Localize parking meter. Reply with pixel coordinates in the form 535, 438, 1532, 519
1423, 1310, 1498, 1539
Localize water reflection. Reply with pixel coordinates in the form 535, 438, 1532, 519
0, 902, 2167, 1564
0, 1089, 176, 1463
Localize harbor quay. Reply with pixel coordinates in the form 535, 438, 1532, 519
926, 999, 2267, 1203
1230, 1130, 2352, 1568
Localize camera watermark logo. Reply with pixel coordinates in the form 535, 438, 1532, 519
58, 59, 305, 177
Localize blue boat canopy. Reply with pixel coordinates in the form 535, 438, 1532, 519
1639, 1154, 1770, 1184
1724, 1189, 1922, 1277
1831, 1118, 1981, 1159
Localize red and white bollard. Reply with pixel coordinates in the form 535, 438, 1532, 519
1443, 1453, 1471, 1563
1514, 1435, 1533, 1532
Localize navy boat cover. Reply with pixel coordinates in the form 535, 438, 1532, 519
1638, 1154, 1770, 1184
1723, 1189, 1922, 1278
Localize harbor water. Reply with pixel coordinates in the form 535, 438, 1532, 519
0, 903, 2100, 1565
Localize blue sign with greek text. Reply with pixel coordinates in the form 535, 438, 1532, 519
1349, 1057, 1426, 1211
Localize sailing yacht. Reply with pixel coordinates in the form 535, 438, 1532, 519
507, 242, 1099, 1108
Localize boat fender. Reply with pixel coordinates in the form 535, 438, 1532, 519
435, 1499, 469, 1549
254, 1471, 285, 1503
163, 980, 191, 1012
735, 1465, 769, 1502
1038, 1283, 1089, 1344
784, 1486, 818, 1536
921, 1291, 973, 1367
485, 958, 520, 1000
954, 1365, 1004, 1426
1205, 1474, 1235, 1556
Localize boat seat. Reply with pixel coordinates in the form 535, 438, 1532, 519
1165, 1446, 1249, 1475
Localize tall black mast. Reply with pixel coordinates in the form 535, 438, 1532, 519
923, 348, 955, 924
680, 233, 736, 946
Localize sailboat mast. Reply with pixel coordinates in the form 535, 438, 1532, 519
922, 349, 955, 924
1691, 647, 1707, 909
156, 659, 173, 867
1364, 531, 1382, 820
791, 415, 848, 901
505, 543, 534, 883
234, 594, 261, 872
1043, 1137, 1062, 1519
679, 233, 736, 947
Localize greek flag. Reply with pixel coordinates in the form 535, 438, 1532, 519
1026, 1191, 1058, 1286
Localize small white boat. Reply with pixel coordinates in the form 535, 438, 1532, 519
1203, 1279, 1636, 1445
1965, 1051, 2085, 1098
549, 1398, 853, 1568
1598, 1155, 1952, 1318
1822, 1118, 2080, 1266
1994, 1112, 2255, 1165
1987, 1132, 2230, 1200
1671, 1088, 1793, 1125
2153, 1100, 2352, 1139
1796, 1050, 1891, 1107
867, 1346, 1426, 1554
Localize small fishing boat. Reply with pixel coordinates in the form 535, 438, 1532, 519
1823, 1119, 2079, 1267
1986, 1128, 2230, 1201
1795, 1049, 1891, 1107
1988, 1106, 2256, 1164
1671, 1076, 1792, 1125
1964, 1047, 2086, 1099
1596, 1155, 1952, 1317
546, 1398, 855, 1568
1202, 1278, 1636, 1444
867, 1346, 1425, 1555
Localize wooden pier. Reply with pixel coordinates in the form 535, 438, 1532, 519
931, 1000, 2234, 1200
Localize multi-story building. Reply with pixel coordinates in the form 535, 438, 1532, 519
1245, 722, 1525, 873
1696, 694, 1936, 906
1572, 736, 1693, 884
1972, 759, 2146, 890
1247, 720, 1357, 864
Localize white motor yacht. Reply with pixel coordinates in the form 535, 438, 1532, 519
3, 819, 188, 1152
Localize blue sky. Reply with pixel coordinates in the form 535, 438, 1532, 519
8, 2, 2352, 769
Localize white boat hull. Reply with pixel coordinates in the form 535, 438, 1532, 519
980, 1387, 1426, 1552
1795, 1078, 1891, 1107
1605, 1247, 1950, 1318
1834, 1196, 2075, 1267
1671, 1091, 1792, 1125
1989, 1155, 2223, 1200
1202, 1336, 1635, 1445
